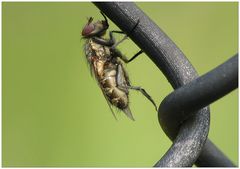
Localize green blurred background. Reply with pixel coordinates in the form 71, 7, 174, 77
2, 2, 238, 167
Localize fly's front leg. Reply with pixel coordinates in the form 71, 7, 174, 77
110, 19, 140, 50
110, 31, 128, 49
100, 11, 109, 27
92, 30, 125, 47
110, 19, 143, 63
92, 36, 115, 46
92, 29, 127, 47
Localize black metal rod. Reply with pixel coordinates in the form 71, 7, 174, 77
195, 139, 236, 167
93, 2, 235, 167
159, 54, 238, 140
157, 54, 237, 167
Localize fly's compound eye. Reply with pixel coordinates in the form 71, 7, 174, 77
82, 17, 95, 37
82, 23, 95, 37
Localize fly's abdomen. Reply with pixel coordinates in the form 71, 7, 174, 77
111, 87, 129, 109
100, 66, 129, 109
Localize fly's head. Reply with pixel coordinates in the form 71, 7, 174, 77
82, 15, 109, 38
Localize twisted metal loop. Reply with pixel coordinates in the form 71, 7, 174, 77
155, 54, 237, 167
93, 2, 237, 167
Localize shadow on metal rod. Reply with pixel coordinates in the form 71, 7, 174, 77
93, 2, 237, 167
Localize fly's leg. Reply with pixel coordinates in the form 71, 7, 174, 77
127, 50, 143, 63
110, 19, 143, 63
93, 30, 126, 47
100, 11, 109, 27
116, 64, 158, 111
121, 50, 143, 63
93, 16, 140, 49
127, 86, 158, 111
92, 36, 115, 46
110, 19, 140, 50
111, 48, 143, 63
110, 31, 128, 49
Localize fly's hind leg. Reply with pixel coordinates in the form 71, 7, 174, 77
116, 64, 158, 111
127, 86, 158, 111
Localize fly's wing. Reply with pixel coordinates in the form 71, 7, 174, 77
99, 88, 118, 121
120, 60, 131, 86
116, 63, 135, 121
123, 106, 135, 121
99, 84, 134, 121
83, 40, 95, 77
87, 58, 95, 77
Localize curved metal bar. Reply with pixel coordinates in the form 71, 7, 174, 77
93, 2, 235, 167
156, 54, 237, 167
159, 54, 238, 139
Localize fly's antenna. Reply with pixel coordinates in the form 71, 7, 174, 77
100, 11, 109, 27
87, 17, 93, 25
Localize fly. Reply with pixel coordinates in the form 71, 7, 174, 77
81, 11, 157, 120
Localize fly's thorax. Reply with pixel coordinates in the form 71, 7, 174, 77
88, 39, 111, 59
94, 60, 105, 77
